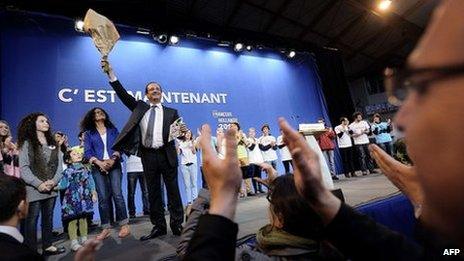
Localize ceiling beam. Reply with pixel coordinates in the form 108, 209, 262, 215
346, 0, 428, 60
225, 0, 244, 26
328, 11, 367, 45
348, 37, 409, 79
263, 0, 292, 33
298, 0, 338, 40
243, 0, 376, 60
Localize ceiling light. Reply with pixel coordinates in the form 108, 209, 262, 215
246, 45, 252, 52
75, 20, 84, 32
234, 43, 244, 52
156, 34, 168, 44
169, 35, 179, 45
378, 0, 392, 11
287, 50, 296, 58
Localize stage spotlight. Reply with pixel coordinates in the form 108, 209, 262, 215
287, 50, 296, 58
157, 34, 168, 44
378, 0, 392, 11
246, 45, 252, 52
234, 43, 244, 52
75, 20, 84, 32
169, 35, 179, 45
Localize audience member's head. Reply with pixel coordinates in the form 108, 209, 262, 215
389, 0, 464, 243
267, 174, 323, 239
0, 120, 11, 141
352, 112, 363, 122
339, 117, 349, 125
17, 112, 55, 150
230, 122, 240, 131
261, 124, 270, 135
248, 128, 256, 138
372, 113, 382, 123
80, 107, 115, 131
0, 174, 28, 226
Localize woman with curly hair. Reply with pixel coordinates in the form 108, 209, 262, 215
81, 107, 130, 240
18, 112, 65, 255
0, 120, 20, 177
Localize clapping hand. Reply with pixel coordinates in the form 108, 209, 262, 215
200, 124, 242, 220
369, 144, 424, 216
279, 118, 341, 224
254, 163, 278, 188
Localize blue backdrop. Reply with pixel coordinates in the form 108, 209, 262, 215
1, 11, 331, 228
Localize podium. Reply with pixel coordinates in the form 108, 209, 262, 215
299, 130, 334, 190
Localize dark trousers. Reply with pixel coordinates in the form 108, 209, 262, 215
355, 144, 374, 172
282, 160, 293, 174
24, 197, 56, 251
340, 147, 355, 174
249, 164, 264, 193
141, 147, 184, 230
127, 171, 150, 216
200, 166, 208, 189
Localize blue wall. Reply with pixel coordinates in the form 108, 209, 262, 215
1, 12, 330, 228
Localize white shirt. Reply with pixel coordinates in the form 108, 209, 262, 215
277, 135, 292, 161
247, 137, 264, 164
140, 103, 164, 148
334, 124, 353, 148
178, 140, 198, 165
0, 225, 24, 243
258, 135, 278, 161
126, 155, 144, 172
100, 133, 110, 160
349, 121, 370, 145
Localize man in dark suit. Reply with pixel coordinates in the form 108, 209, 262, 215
101, 59, 184, 240
0, 174, 43, 260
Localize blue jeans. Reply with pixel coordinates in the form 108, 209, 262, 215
181, 163, 198, 204
127, 171, 150, 217
92, 165, 128, 228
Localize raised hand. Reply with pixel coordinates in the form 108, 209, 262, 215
100, 58, 117, 81
254, 163, 278, 188
278, 117, 341, 224
369, 144, 424, 216
200, 124, 242, 220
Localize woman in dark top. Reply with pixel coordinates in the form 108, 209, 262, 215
18, 113, 65, 255
81, 107, 130, 240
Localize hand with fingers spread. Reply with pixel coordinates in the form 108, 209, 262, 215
278, 117, 341, 224
199, 124, 242, 220
369, 144, 424, 216
254, 163, 278, 188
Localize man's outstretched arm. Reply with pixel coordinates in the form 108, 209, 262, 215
101, 59, 138, 111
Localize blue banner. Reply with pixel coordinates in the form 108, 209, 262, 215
1, 12, 331, 227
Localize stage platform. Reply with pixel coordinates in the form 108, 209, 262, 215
49, 173, 399, 261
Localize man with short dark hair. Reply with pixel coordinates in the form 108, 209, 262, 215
101, 59, 185, 240
0, 173, 42, 260
349, 112, 374, 175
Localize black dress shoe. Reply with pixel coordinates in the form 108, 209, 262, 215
43, 246, 66, 256
140, 227, 167, 241
171, 226, 183, 236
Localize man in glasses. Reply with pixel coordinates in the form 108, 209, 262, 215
182, 1, 464, 260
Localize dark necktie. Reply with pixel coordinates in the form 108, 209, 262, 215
145, 106, 156, 147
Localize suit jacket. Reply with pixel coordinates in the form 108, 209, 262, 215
84, 127, 120, 161
0, 233, 43, 261
109, 80, 179, 167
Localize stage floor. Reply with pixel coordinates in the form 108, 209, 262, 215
49, 173, 399, 261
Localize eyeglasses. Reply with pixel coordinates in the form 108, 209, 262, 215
384, 64, 464, 106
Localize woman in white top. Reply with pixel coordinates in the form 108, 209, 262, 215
334, 117, 356, 178
277, 129, 293, 174
178, 130, 198, 204
258, 124, 278, 169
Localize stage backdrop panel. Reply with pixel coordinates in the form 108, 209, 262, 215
1, 12, 331, 228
